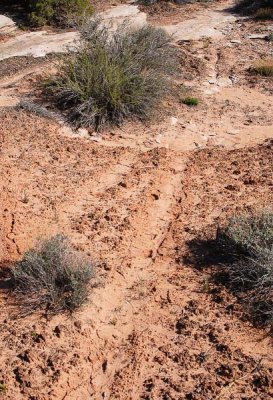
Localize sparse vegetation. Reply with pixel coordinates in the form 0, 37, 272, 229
0, 384, 7, 394
45, 20, 179, 131
217, 211, 273, 327
17, 98, 56, 120
12, 235, 94, 313
181, 96, 199, 106
250, 58, 273, 76
254, 6, 273, 18
15, 0, 93, 27
235, 0, 273, 17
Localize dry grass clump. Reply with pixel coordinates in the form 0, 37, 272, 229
217, 211, 273, 327
45, 19, 179, 131
12, 235, 94, 313
250, 58, 273, 77
255, 6, 273, 18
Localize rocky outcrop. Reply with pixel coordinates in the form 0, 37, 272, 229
0, 31, 79, 61
0, 15, 16, 35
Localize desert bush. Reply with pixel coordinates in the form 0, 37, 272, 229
45, 19, 179, 130
181, 96, 199, 106
235, 0, 273, 16
21, 0, 93, 27
250, 58, 273, 76
12, 235, 94, 313
217, 211, 273, 326
218, 212, 273, 258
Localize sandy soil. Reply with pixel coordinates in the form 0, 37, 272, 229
1, 1, 273, 399
0, 110, 273, 399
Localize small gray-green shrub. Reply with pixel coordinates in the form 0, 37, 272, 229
217, 211, 273, 326
12, 235, 94, 313
45, 19, 179, 131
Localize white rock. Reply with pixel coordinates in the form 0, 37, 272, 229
248, 34, 267, 39
171, 117, 178, 126
227, 129, 239, 135
164, 11, 237, 42
0, 15, 16, 34
58, 126, 75, 137
0, 31, 79, 61
99, 5, 147, 30
217, 77, 233, 87
77, 128, 89, 138
89, 136, 102, 142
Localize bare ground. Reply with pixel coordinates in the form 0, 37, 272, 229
1, 1, 273, 399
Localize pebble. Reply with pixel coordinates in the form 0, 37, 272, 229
248, 34, 267, 39
77, 128, 89, 138
171, 117, 178, 126
227, 129, 239, 135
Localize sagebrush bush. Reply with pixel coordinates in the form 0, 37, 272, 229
45, 19, 179, 130
12, 235, 94, 313
235, 0, 273, 15
250, 59, 273, 77
22, 0, 93, 27
217, 211, 273, 326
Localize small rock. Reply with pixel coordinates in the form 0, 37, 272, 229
208, 79, 217, 84
171, 117, 178, 126
89, 136, 102, 142
58, 126, 74, 137
217, 77, 232, 87
227, 129, 239, 135
77, 128, 89, 138
248, 34, 267, 39
0, 15, 16, 34
74, 320, 82, 330
230, 39, 241, 44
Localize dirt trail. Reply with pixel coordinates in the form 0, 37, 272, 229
1, 1, 273, 399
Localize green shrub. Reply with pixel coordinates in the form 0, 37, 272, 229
181, 96, 199, 106
250, 58, 273, 77
12, 235, 94, 313
26, 0, 93, 27
217, 211, 273, 326
45, 20, 179, 131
